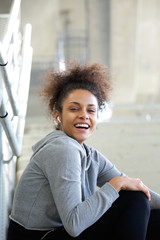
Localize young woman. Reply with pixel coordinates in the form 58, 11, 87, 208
8, 63, 160, 240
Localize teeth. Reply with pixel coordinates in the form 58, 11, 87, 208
75, 124, 89, 129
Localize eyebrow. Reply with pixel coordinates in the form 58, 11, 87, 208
69, 101, 97, 107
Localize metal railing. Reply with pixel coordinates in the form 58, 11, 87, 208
0, 24, 32, 158
0, 41, 19, 116
0, 90, 20, 157
0, 0, 32, 239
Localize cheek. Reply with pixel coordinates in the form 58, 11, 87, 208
61, 111, 76, 125
91, 117, 97, 129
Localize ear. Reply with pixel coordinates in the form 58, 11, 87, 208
54, 110, 61, 124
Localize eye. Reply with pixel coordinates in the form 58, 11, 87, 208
88, 109, 96, 114
70, 107, 79, 111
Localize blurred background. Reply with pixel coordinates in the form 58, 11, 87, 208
22, 0, 160, 121
2, 0, 160, 118
0, 0, 160, 238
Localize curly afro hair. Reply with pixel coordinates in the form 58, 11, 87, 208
41, 62, 112, 119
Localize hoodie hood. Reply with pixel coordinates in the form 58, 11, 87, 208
31, 130, 92, 171
32, 130, 63, 154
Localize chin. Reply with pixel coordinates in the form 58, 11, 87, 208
71, 132, 91, 144
76, 137, 89, 145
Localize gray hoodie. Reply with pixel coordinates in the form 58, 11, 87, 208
10, 130, 160, 237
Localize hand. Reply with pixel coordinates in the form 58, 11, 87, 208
109, 176, 151, 201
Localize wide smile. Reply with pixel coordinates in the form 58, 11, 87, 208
74, 123, 90, 130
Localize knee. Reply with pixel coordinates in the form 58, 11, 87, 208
134, 191, 150, 211
120, 191, 150, 216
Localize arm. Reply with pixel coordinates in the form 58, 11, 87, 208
96, 151, 151, 200
109, 176, 160, 209
109, 176, 151, 200
150, 190, 160, 209
43, 142, 119, 237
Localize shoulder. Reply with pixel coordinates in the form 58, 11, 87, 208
83, 143, 108, 162
33, 130, 83, 153
32, 131, 85, 165
41, 132, 84, 176
49, 130, 84, 154
83, 143, 113, 171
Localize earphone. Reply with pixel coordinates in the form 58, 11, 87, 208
56, 116, 64, 131
57, 116, 61, 123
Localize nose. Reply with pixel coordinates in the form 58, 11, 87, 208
79, 109, 89, 119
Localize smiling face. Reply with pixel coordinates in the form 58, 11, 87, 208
54, 89, 98, 145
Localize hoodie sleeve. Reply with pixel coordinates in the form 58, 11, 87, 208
149, 190, 160, 209
94, 149, 160, 210
42, 139, 119, 237
94, 150, 125, 187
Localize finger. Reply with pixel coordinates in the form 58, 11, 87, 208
140, 182, 151, 201
143, 188, 151, 201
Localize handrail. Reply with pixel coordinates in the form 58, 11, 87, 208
0, 23, 32, 157
0, 42, 19, 116
0, 0, 21, 116
1, 0, 21, 52
0, 1, 32, 157
16, 24, 33, 154
0, 90, 21, 156
0, 1, 32, 239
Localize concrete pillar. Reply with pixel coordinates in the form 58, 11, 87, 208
88, 0, 110, 66
59, 0, 86, 30
110, 0, 160, 105
110, 0, 137, 104
133, 0, 160, 104
0, 0, 12, 13
58, 0, 87, 62
21, 0, 59, 65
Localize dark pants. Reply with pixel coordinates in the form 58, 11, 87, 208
7, 191, 160, 240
